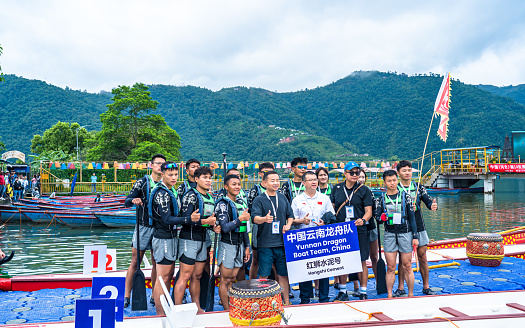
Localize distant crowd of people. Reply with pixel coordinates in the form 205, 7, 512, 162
0, 171, 40, 201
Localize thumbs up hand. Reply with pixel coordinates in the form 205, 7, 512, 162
191, 209, 200, 222
431, 199, 438, 211
266, 210, 273, 223
239, 208, 250, 221
303, 213, 311, 225
202, 212, 217, 226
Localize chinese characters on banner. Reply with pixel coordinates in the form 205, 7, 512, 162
283, 221, 363, 284
489, 163, 525, 173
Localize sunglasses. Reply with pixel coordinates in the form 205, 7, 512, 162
345, 171, 359, 176
165, 163, 178, 169
296, 165, 307, 169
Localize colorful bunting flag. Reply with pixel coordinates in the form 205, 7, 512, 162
103, 162, 109, 169
87, 163, 94, 169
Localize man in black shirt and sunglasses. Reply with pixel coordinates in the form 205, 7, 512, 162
330, 161, 374, 300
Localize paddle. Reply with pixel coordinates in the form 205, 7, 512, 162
0, 251, 14, 265
131, 207, 147, 311
375, 225, 388, 295
205, 217, 219, 312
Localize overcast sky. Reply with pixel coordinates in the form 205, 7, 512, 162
1, 0, 525, 93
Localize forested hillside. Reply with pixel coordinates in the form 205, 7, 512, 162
1, 71, 524, 161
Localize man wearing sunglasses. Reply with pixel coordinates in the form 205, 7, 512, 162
123, 153, 166, 308
330, 161, 374, 301
279, 157, 308, 204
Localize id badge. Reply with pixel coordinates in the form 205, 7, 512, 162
272, 221, 280, 234
345, 205, 355, 222
393, 212, 402, 225
246, 220, 251, 233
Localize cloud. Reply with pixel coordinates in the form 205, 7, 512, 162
1, 0, 525, 92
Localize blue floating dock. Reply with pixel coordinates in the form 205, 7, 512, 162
2, 257, 525, 324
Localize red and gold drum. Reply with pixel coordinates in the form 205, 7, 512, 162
228, 279, 283, 326
466, 233, 504, 267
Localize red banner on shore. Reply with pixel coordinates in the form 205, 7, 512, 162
488, 163, 525, 173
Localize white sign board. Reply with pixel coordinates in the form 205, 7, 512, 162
83, 245, 107, 275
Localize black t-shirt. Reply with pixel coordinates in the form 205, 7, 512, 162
251, 192, 294, 248
330, 182, 373, 233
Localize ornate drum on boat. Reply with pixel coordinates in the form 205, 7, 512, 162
466, 233, 504, 267
228, 279, 283, 326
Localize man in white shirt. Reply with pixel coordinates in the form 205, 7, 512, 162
291, 171, 335, 304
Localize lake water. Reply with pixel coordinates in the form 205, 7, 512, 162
1, 179, 524, 276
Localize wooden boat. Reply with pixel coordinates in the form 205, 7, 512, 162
94, 209, 135, 228
3, 290, 525, 327
53, 214, 106, 228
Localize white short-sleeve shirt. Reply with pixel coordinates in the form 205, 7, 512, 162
292, 191, 335, 229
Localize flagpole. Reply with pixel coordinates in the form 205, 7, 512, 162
414, 72, 450, 202
416, 113, 436, 189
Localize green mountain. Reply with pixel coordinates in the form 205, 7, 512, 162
477, 84, 525, 107
1, 71, 524, 162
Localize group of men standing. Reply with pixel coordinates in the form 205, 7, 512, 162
122, 155, 439, 315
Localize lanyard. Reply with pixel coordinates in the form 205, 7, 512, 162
265, 192, 278, 220
399, 181, 414, 196
317, 184, 331, 195
386, 193, 400, 212
290, 180, 304, 196
343, 185, 356, 205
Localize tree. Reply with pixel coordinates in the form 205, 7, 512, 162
0, 139, 5, 152
30, 122, 91, 158
88, 83, 181, 161
0, 44, 4, 82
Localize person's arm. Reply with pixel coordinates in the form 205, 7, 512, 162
125, 178, 144, 208
418, 184, 437, 211
405, 194, 418, 238
283, 197, 295, 233
180, 193, 201, 225
155, 190, 192, 226
242, 230, 250, 250
252, 197, 273, 224
217, 201, 241, 233
291, 198, 304, 225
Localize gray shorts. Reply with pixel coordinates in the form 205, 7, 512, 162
384, 231, 413, 253
179, 238, 208, 262
368, 227, 378, 242
217, 242, 244, 269
132, 225, 155, 251
152, 237, 178, 264
418, 230, 430, 247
